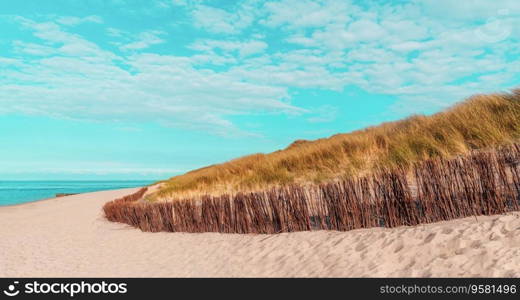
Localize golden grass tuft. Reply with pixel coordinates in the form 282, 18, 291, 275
151, 89, 520, 201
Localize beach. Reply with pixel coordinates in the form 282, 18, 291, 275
1, 188, 520, 277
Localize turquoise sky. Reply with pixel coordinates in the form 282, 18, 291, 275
1, 0, 519, 180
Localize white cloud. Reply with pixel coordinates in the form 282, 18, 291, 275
13, 41, 56, 56
0, 57, 22, 65
1, 19, 303, 136
380, 19, 429, 41
259, 0, 518, 110
3, 0, 519, 138
56, 15, 103, 26
106, 27, 125, 37
15, 17, 116, 61
190, 39, 268, 58
389, 41, 427, 53
417, 0, 520, 21
285, 35, 318, 47
120, 30, 166, 51
171, 0, 188, 6
262, 0, 353, 28
347, 20, 386, 42
191, 3, 257, 34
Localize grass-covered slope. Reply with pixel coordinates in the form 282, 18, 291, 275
151, 89, 520, 201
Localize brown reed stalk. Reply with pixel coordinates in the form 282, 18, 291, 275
103, 143, 520, 234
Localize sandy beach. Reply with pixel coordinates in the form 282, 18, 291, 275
1, 187, 520, 277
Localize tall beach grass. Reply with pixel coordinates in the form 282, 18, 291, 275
153, 89, 520, 200
104, 143, 520, 233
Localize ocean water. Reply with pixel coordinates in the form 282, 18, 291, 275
0, 181, 155, 206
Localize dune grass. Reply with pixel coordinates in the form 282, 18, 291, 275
151, 89, 520, 201
106, 143, 520, 233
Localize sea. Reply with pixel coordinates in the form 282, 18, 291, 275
0, 180, 155, 206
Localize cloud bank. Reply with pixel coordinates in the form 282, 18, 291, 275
1, 0, 519, 135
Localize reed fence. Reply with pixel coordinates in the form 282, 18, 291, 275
103, 143, 520, 234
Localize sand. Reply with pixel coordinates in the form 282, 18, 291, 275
1, 187, 520, 277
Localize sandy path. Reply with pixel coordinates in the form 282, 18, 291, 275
1, 188, 520, 277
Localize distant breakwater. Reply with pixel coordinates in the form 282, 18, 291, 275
103, 143, 520, 234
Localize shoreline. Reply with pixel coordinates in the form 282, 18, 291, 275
0, 196, 57, 208
1, 187, 520, 277
0, 187, 142, 210
0, 180, 156, 208
0, 187, 140, 208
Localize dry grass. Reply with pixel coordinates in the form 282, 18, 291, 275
104, 143, 520, 233
151, 89, 520, 201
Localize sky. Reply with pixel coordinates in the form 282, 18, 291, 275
0, 0, 519, 180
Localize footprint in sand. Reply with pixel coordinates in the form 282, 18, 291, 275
406, 259, 416, 268
439, 253, 449, 259
393, 242, 404, 253
500, 225, 510, 235
355, 242, 366, 252
470, 240, 482, 249
488, 231, 501, 241
423, 232, 436, 244
454, 247, 466, 255
441, 228, 453, 235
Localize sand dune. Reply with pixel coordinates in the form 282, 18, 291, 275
1, 188, 520, 277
